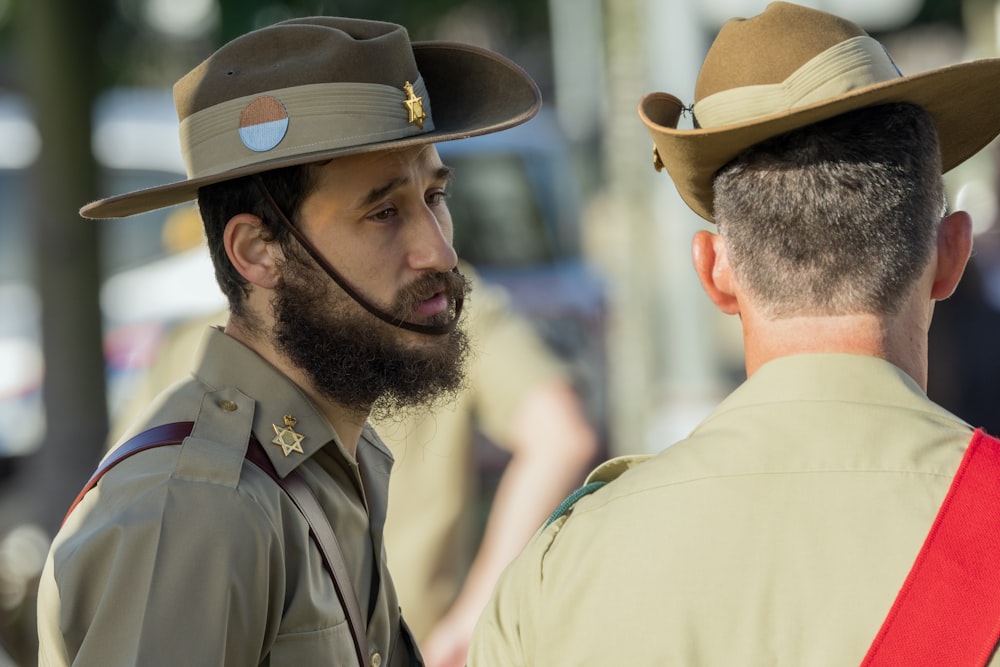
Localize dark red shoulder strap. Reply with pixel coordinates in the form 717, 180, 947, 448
64, 421, 197, 525
63, 422, 367, 667
862, 429, 1000, 666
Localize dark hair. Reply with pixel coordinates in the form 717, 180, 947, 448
196, 164, 317, 319
713, 102, 944, 317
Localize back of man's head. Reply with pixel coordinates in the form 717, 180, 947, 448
713, 102, 943, 319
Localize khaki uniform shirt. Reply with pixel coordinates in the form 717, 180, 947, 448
101, 272, 568, 646
469, 354, 994, 666
38, 329, 419, 666
376, 279, 566, 640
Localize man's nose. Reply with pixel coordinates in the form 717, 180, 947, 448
407, 207, 457, 273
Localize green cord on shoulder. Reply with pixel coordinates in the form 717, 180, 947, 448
544, 481, 607, 528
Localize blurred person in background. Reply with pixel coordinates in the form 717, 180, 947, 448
37, 15, 541, 666
469, 2, 1000, 664
355, 265, 600, 667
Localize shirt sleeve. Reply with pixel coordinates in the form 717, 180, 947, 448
467, 515, 566, 666
38, 468, 284, 666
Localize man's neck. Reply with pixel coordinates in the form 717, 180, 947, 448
742, 311, 929, 390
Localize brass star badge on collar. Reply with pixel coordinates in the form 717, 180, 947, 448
271, 415, 305, 456
402, 81, 427, 129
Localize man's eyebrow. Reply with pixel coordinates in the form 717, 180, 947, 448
359, 177, 408, 209
357, 165, 454, 209
436, 165, 454, 184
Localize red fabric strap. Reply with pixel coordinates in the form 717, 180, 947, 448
862, 429, 1000, 666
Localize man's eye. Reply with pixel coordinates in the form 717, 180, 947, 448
369, 206, 396, 221
427, 190, 449, 206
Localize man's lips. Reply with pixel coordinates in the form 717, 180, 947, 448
412, 291, 449, 319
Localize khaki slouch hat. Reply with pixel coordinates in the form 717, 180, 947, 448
82, 16, 541, 219
639, 1, 1000, 222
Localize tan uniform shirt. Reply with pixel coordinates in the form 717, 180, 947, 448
469, 354, 994, 665
376, 279, 566, 640
38, 329, 418, 666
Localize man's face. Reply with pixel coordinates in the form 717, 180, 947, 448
270, 145, 471, 416
295, 143, 460, 325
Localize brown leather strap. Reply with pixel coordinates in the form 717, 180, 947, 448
64, 421, 197, 525
64, 422, 367, 666
244, 438, 368, 665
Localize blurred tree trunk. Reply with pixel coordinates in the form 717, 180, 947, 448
16, 0, 109, 536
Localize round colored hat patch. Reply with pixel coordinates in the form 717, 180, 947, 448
238, 96, 289, 152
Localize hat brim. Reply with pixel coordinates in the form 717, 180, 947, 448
639, 58, 1000, 222
81, 41, 542, 219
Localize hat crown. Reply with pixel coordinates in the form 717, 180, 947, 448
695, 2, 867, 103
77, 15, 542, 219
639, 0, 1000, 223
174, 17, 419, 121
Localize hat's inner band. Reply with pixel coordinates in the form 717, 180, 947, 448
179, 77, 435, 179
693, 36, 902, 129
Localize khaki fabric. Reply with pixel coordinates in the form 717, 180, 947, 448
38, 329, 419, 666
376, 278, 566, 641
469, 354, 994, 666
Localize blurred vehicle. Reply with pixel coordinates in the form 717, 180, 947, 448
0, 91, 608, 463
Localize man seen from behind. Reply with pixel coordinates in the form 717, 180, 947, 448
469, 2, 1000, 664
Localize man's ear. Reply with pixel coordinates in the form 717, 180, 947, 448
692, 229, 741, 315
223, 213, 281, 289
931, 210, 973, 301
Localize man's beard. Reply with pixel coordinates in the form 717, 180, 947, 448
271, 252, 472, 420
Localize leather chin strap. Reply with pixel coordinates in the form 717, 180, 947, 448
253, 175, 462, 336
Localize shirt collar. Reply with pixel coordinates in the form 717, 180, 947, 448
713, 353, 963, 425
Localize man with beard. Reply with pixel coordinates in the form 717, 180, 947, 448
36, 16, 539, 667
